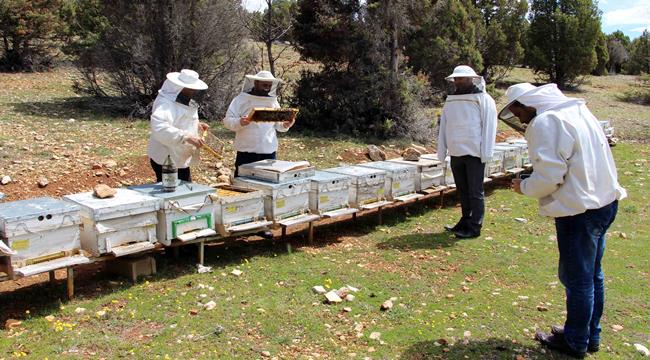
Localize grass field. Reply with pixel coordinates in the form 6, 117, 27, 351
0, 66, 648, 359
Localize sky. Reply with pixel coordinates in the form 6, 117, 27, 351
242, 0, 650, 40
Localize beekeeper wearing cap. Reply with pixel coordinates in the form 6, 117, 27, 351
437, 65, 497, 239
148, 69, 210, 182
224, 70, 295, 177
501, 83, 626, 358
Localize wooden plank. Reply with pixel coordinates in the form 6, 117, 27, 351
278, 214, 321, 228
360, 200, 392, 211
226, 220, 272, 233
394, 193, 424, 203
67, 267, 74, 300
322, 208, 358, 218
110, 242, 156, 257
15, 255, 90, 277
176, 228, 217, 242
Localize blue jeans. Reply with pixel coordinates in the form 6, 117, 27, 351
555, 200, 618, 353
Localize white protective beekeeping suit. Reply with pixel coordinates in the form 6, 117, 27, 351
501, 83, 627, 217
147, 80, 200, 168
223, 71, 289, 154
437, 67, 497, 163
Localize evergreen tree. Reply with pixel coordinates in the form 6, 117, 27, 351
0, 0, 68, 71
292, 0, 432, 140
405, 0, 483, 95
472, 0, 528, 82
526, 0, 602, 88
628, 30, 650, 75
592, 31, 609, 75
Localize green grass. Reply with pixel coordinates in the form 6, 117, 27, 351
1, 144, 648, 359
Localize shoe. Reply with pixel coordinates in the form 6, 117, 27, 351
444, 223, 462, 232
535, 331, 586, 358
257, 230, 274, 239
551, 325, 600, 352
444, 220, 468, 232
453, 229, 480, 239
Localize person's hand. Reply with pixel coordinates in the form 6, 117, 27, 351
198, 122, 209, 132
282, 115, 296, 129
511, 178, 523, 194
240, 116, 252, 126
184, 135, 205, 148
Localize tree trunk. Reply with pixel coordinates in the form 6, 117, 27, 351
266, 0, 275, 75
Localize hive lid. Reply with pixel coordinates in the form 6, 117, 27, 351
129, 182, 215, 201
0, 197, 79, 224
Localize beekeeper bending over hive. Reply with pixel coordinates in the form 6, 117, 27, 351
223, 71, 295, 176
148, 69, 210, 182
437, 65, 497, 239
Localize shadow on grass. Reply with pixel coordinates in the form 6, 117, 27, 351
401, 338, 562, 360
377, 230, 462, 251
9, 96, 135, 121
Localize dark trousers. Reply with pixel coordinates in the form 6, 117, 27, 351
450, 155, 485, 233
555, 200, 618, 353
234, 151, 276, 177
150, 158, 191, 183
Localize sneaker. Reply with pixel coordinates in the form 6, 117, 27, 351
535, 330, 586, 359
453, 229, 480, 239
550, 325, 600, 352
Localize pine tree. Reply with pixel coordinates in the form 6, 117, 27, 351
526, 0, 602, 88
629, 30, 650, 75
0, 0, 68, 71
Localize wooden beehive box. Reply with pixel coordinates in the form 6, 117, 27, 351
64, 189, 161, 257
129, 182, 217, 244
209, 185, 271, 236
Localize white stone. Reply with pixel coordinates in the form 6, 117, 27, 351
369, 332, 381, 340
204, 301, 216, 311
634, 344, 650, 357
1, 175, 11, 185
312, 285, 327, 294
74, 307, 86, 314
325, 291, 343, 303
231, 269, 243, 276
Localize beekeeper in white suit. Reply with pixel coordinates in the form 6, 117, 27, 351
501, 83, 626, 359
437, 65, 497, 239
223, 70, 295, 177
148, 69, 210, 182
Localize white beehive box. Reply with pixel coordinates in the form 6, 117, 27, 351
64, 189, 161, 257
494, 144, 522, 172
233, 177, 313, 223
237, 160, 315, 183
208, 185, 271, 236
599, 120, 614, 138
358, 161, 422, 202
420, 154, 455, 187
308, 171, 358, 217
323, 166, 392, 209
507, 139, 531, 167
0, 197, 89, 276
485, 149, 506, 177
129, 182, 217, 244
388, 157, 445, 192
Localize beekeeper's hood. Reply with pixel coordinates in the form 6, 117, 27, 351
154, 69, 208, 108
445, 65, 486, 93
242, 70, 283, 97
498, 83, 584, 120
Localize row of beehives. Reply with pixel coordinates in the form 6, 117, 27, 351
0, 140, 530, 279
